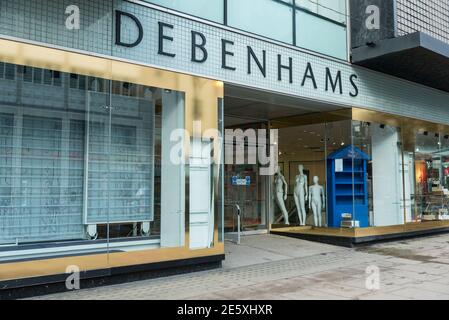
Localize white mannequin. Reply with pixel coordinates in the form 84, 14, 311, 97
294, 165, 308, 226
309, 176, 325, 227
274, 166, 289, 225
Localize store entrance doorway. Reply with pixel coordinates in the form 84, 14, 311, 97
222, 84, 352, 236
223, 116, 270, 233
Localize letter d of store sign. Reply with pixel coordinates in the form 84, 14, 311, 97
365, 5, 380, 30
115, 11, 144, 48
65, 5, 80, 30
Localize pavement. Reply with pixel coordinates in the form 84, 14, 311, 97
30, 233, 449, 300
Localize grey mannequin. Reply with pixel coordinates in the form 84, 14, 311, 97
294, 165, 308, 226
309, 176, 325, 227
275, 165, 289, 225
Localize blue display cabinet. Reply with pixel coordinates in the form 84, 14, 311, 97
327, 146, 370, 228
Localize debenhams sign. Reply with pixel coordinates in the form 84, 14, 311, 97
115, 10, 359, 98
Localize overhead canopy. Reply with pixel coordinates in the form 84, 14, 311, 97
352, 32, 449, 93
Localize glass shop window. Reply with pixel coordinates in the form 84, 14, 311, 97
69, 73, 79, 89
0, 62, 4, 79
4, 63, 15, 80
0, 62, 214, 264
22, 66, 33, 82
33, 67, 43, 84
409, 131, 449, 222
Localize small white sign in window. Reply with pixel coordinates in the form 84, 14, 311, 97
335, 159, 344, 172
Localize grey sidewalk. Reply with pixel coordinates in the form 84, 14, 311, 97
31, 234, 449, 300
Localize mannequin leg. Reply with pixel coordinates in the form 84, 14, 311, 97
294, 194, 303, 225
276, 193, 289, 225
312, 201, 319, 227
299, 196, 306, 226
317, 203, 322, 227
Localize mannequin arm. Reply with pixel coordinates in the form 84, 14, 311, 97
308, 187, 312, 209
304, 175, 309, 200
282, 176, 288, 200
321, 187, 326, 209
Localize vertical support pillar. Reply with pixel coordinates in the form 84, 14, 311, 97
160, 91, 185, 248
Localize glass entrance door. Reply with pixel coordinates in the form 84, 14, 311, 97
223, 120, 269, 233
224, 163, 269, 232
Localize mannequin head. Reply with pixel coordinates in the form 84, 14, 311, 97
313, 176, 319, 184
298, 164, 304, 174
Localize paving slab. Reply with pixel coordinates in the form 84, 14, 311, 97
388, 287, 449, 300
28, 233, 449, 300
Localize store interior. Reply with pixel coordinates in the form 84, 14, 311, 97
223, 86, 449, 236
222, 85, 344, 232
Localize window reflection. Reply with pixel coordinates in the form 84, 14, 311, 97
410, 131, 449, 222
0, 63, 186, 259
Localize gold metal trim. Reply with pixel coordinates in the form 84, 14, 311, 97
272, 221, 449, 238
352, 107, 449, 138
0, 244, 225, 282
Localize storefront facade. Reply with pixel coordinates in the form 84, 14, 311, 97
1, 0, 449, 291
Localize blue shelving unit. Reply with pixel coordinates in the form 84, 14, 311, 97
327, 146, 370, 228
